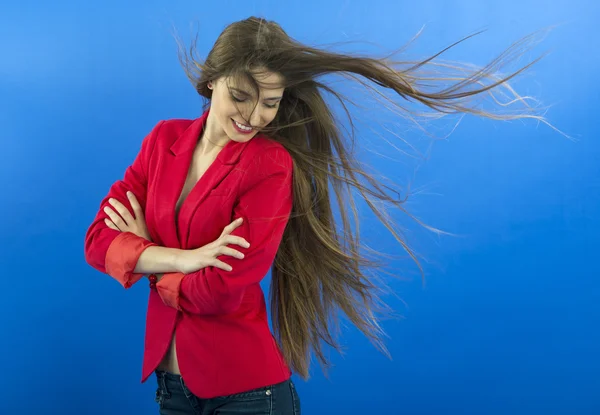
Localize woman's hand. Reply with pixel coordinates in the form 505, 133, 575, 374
175, 218, 250, 274
104, 192, 249, 275
104, 191, 152, 241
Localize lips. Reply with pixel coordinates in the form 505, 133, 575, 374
231, 118, 254, 135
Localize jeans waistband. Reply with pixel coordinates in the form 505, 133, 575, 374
155, 369, 183, 381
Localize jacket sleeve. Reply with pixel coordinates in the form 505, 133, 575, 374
155, 147, 293, 314
83, 120, 164, 288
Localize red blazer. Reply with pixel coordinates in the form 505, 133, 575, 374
84, 110, 294, 398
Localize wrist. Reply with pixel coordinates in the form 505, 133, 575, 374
172, 249, 186, 274
134, 246, 185, 274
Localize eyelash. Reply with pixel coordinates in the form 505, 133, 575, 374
231, 94, 278, 109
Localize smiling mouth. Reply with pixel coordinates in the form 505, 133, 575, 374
232, 118, 254, 134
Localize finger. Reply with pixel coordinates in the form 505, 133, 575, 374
223, 235, 250, 248
103, 206, 127, 230
108, 198, 135, 225
104, 218, 120, 231
221, 218, 244, 236
212, 259, 233, 272
218, 246, 245, 259
126, 191, 144, 219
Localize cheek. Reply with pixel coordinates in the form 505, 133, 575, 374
212, 92, 234, 114
217, 105, 237, 129
221, 102, 246, 122
261, 110, 279, 127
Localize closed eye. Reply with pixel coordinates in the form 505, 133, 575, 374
231, 93, 246, 103
231, 93, 279, 109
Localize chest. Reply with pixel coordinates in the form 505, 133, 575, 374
145, 143, 241, 250
175, 148, 217, 213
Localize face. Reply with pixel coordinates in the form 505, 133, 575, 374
206, 69, 285, 144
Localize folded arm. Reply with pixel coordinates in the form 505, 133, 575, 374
84, 120, 165, 288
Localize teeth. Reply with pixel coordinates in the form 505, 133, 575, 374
234, 120, 252, 131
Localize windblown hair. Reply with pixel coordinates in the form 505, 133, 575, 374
176, 16, 552, 379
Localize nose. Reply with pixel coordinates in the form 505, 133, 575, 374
249, 106, 263, 128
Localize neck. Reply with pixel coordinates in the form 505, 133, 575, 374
198, 111, 230, 155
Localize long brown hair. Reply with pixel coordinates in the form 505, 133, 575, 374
176, 17, 555, 379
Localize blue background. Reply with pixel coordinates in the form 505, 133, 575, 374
1, 0, 598, 414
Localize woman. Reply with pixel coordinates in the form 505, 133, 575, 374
84, 16, 548, 414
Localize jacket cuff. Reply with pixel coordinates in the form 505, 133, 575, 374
105, 232, 157, 288
156, 272, 184, 310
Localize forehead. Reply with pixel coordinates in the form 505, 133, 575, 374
228, 69, 285, 93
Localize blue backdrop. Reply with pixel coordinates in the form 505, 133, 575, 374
1, 1, 598, 414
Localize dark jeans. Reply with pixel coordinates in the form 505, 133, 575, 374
154, 370, 301, 415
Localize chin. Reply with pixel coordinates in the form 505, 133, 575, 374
225, 129, 256, 143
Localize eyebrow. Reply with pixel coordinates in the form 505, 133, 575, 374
230, 87, 282, 101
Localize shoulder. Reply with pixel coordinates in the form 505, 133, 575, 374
236, 135, 293, 193
243, 134, 293, 173
140, 118, 199, 155
138, 118, 194, 145
159, 118, 196, 131
149, 118, 195, 139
